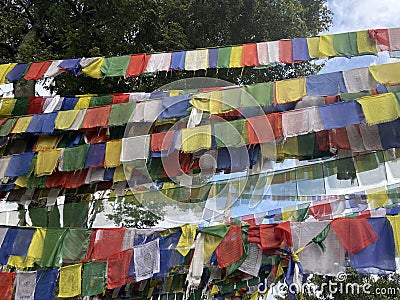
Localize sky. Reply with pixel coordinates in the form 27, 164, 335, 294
320, 0, 400, 73
326, 0, 400, 34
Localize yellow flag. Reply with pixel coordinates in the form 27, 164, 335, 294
176, 224, 198, 256
181, 125, 212, 153
209, 90, 223, 114
58, 263, 82, 298
319, 35, 336, 57
11, 116, 33, 133
204, 235, 223, 262
366, 187, 388, 209
55, 110, 80, 130
74, 96, 91, 109
14, 175, 28, 187
191, 92, 212, 111
104, 140, 122, 167
0, 98, 17, 116
82, 57, 105, 79
307, 37, 320, 58
113, 165, 127, 182
35, 149, 62, 176
34, 135, 59, 151
0, 63, 17, 83
387, 215, 400, 254
369, 62, 400, 84
357, 30, 377, 54
169, 90, 181, 97
356, 93, 400, 125
229, 46, 243, 68
275, 78, 306, 104
27, 227, 46, 262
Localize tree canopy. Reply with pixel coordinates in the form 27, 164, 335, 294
0, 0, 332, 94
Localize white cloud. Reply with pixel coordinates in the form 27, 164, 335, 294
326, 0, 400, 34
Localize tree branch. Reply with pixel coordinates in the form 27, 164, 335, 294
0, 42, 17, 55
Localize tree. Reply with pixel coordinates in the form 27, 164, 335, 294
0, 0, 332, 228
0, 0, 332, 94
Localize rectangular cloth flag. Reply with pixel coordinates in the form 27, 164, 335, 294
368, 62, 400, 84
170, 51, 186, 70
356, 93, 400, 125
35, 149, 62, 176
15, 271, 36, 300
108, 102, 135, 126
242, 43, 259, 66
333, 32, 358, 56
58, 264, 82, 298
145, 53, 171, 73
6, 63, 28, 82
100, 55, 131, 77
82, 262, 107, 296
55, 109, 80, 130
275, 77, 306, 104
11, 116, 33, 134
134, 238, 161, 281
319, 34, 336, 57
216, 225, 243, 268
39, 228, 67, 267
81, 106, 111, 128
107, 248, 133, 289
331, 218, 378, 255
126, 54, 148, 77
10, 228, 35, 257
279, 39, 293, 63
61, 144, 90, 171
181, 125, 212, 153
357, 30, 377, 54
342, 67, 378, 93
306, 72, 346, 96
229, 46, 243, 68
0, 272, 15, 300
292, 38, 310, 61
217, 47, 232, 68
90, 228, 125, 261
120, 135, 150, 162
34, 268, 59, 300
5, 152, 35, 178
81, 57, 105, 78
105, 139, 122, 167
61, 228, 91, 263
318, 100, 363, 130
84, 143, 106, 168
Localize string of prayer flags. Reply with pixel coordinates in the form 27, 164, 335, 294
4, 26, 400, 83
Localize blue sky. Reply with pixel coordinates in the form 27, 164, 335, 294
326, 0, 400, 34
319, 0, 400, 73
